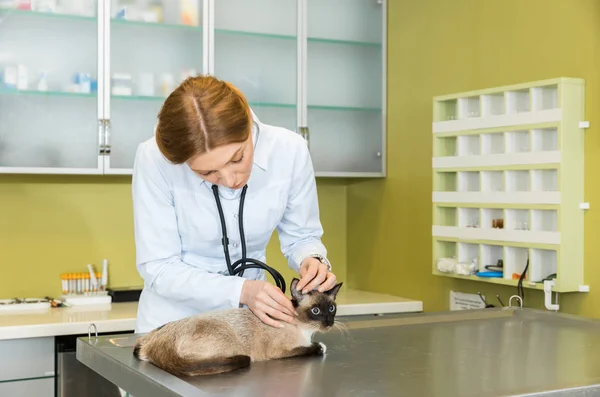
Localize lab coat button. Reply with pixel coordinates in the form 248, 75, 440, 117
233, 213, 238, 219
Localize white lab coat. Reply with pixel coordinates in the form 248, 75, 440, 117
131, 112, 329, 333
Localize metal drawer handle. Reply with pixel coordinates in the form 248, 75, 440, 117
88, 323, 98, 342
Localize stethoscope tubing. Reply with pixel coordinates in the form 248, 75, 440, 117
211, 184, 287, 293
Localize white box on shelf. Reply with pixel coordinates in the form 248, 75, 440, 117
506, 170, 531, 192
481, 171, 505, 192
530, 248, 557, 282
506, 130, 530, 153
506, 209, 530, 230
531, 85, 558, 111
457, 135, 480, 156
481, 244, 504, 270
532, 169, 558, 191
505, 89, 531, 114
481, 93, 505, 116
458, 96, 481, 119
531, 209, 558, 232
504, 246, 529, 280
481, 208, 504, 229
458, 207, 480, 228
458, 242, 479, 263
481, 133, 505, 155
458, 171, 480, 192
532, 128, 558, 152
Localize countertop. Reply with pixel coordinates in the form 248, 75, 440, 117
0, 289, 422, 341
77, 308, 600, 397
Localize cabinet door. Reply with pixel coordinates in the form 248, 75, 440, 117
212, 0, 298, 133
0, 4, 103, 174
104, 0, 206, 174
306, 0, 385, 176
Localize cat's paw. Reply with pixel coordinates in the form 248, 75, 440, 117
318, 342, 327, 355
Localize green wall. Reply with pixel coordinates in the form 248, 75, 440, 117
348, 0, 600, 316
0, 175, 347, 299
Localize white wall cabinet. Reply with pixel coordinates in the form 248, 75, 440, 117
0, 0, 386, 177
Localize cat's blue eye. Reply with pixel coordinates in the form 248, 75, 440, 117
329, 305, 335, 312
311, 307, 320, 315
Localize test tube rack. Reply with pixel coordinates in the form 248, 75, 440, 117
60, 261, 112, 306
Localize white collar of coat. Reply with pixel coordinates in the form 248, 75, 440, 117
250, 108, 268, 171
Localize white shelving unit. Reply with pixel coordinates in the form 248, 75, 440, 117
431, 78, 587, 293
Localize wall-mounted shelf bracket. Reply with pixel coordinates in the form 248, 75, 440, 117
544, 279, 559, 311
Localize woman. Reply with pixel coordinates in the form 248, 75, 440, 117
132, 75, 337, 333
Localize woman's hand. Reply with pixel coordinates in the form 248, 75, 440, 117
240, 280, 297, 328
296, 257, 337, 294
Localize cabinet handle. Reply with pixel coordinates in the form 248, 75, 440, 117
98, 120, 105, 155
104, 120, 111, 155
299, 126, 310, 148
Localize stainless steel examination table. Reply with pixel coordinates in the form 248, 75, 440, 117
76, 308, 600, 396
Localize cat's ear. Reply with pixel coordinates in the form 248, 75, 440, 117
326, 282, 343, 300
290, 278, 304, 302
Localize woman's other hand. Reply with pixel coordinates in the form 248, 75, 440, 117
241, 280, 297, 328
296, 257, 337, 294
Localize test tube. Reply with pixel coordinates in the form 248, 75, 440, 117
95, 272, 101, 293
61, 273, 68, 295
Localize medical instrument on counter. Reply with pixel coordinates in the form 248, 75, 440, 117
212, 184, 287, 293
59, 260, 112, 306
477, 292, 506, 308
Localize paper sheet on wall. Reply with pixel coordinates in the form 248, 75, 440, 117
450, 291, 486, 311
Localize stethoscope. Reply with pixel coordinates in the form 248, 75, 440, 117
211, 184, 287, 293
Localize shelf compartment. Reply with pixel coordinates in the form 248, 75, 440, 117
457, 135, 480, 156
458, 243, 479, 264
435, 136, 457, 157
435, 172, 457, 192
532, 85, 559, 111
506, 170, 531, 192
531, 209, 558, 232
436, 207, 457, 227
481, 208, 504, 229
506, 209, 530, 231
504, 246, 529, 280
481, 244, 504, 271
458, 171, 480, 192
436, 240, 457, 259
458, 208, 480, 228
458, 96, 481, 119
481, 171, 505, 192
481, 93, 505, 116
530, 249, 558, 282
532, 128, 559, 152
481, 133, 505, 155
505, 89, 531, 114
435, 99, 458, 121
532, 169, 558, 191
506, 130, 531, 153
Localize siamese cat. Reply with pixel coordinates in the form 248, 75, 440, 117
133, 278, 343, 377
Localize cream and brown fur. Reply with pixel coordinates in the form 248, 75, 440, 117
133, 278, 343, 377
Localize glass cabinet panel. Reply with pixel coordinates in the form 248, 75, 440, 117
213, 0, 297, 132
0, 4, 100, 171
107, 0, 204, 171
306, 0, 384, 174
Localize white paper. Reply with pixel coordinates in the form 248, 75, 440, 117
450, 291, 486, 311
